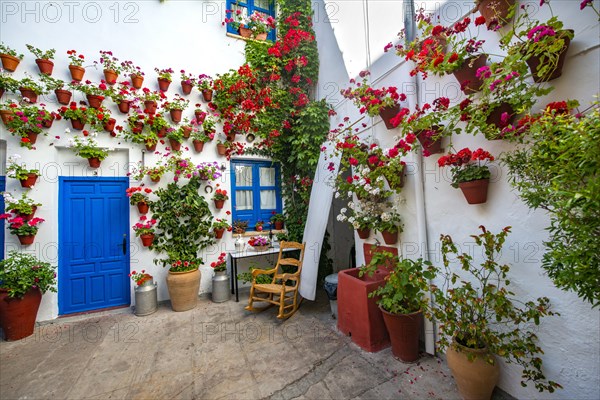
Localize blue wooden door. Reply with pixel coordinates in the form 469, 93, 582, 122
0, 176, 4, 260
59, 178, 130, 314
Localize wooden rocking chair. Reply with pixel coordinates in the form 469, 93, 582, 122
244, 241, 305, 319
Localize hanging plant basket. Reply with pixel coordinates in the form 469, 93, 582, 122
130, 74, 144, 89
192, 140, 205, 153
169, 139, 182, 151
140, 234, 155, 247
216, 143, 227, 156
202, 90, 213, 102
145, 141, 157, 152
55, 89, 72, 105
19, 88, 38, 103
157, 128, 167, 138
0, 53, 21, 72
458, 178, 489, 204
357, 228, 370, 239
25, 131, 39, 144
69, 65, 85, 81
144, 100, 157, 114
104, 118, 116, 132
19, 173, 38, 188
477, 0, 516, 29
214, 228, 225, 239
195, 110, 207, 123
214, 199, 225, 209
42, 116, 54, 128
117, 100, 132, 114
453, 54, 488, 94
486, 102, 515, 130
88, 157, 102, 168
17, 205, 38, 222
170, 109, 183, 123
157, 78, 171, 92
35, 59, 54, 75
416, 127, 443, 154
137, 202, 149, 215
381, 230, 398, 245
103, 69, 118, 85
378, 104, 401, 130
17, 234, 36, 246
525, 30, 574, 83
70, 118, 85, 131
181, 82, 193, 95
86, 94, 104, 109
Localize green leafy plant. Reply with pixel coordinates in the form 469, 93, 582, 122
0, 211, 45, 237
6, 154, 39, 180
67, 134, 109, 161
376, 210, 403, 234
196, 74, 213, 91
232, 219, 249, 234
0, 43, 24, 59
270, 213, 284, 223
163, 95, 189, 111
155, 67, 175, 82
438, 147, 494, 187
25, 44, 56, 60
96, 50, 122, 73
428, 226, 561, 393
210, 252, 227, 272
126, 186, 153, 206
67, 49, 86, 67
0, 251, 57, 298
0, 72, 19, 92
212, 218, 231, 231
2, 191, 41, 215
18, 77, 47, 95
40, 74, 66, 91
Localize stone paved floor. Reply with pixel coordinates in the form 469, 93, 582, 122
0, 289, 500, 400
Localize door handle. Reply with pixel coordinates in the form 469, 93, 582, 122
122, 234, 127, 255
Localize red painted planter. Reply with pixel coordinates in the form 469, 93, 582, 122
192, 140, 204, 153
525, 29, 573, 83
274, 221, 284, 230
16, 205, 37, 222
181, 82, 193, 95
357, 228, 370, 239
140, 234, 155, 247
137, 202, 149, 215
416, 127, 443, 155
214, 228, 225, 239
169, 139, 181, 151
202, 90, 213, 102
25, 131, 38, 144
144, 100, 157, 114
145, 142, 157, 152
195, 111, 207, 123
158, 78, 171, 92
20, 174, 38, 188
453, 54, 487, 94
0, 288, 42, 341
458, 179, 489, 204
117, 100, 132, 114
17, 235, 36, 245
55, 89, 72, 105
379, 104, 400, 130
71, 119, 85, 131
88, 157, 101, 168
181, 126, 192, 139
380, 308, 423, 362
381, 230, 398, 245
170, 109, 183, 123
214, 199, 225, 209
104, 118, 116, 132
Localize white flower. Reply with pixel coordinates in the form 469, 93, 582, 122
381, 212, 391, 222
340, 208, 347, 214
334, 191, 340, 198
64, 128, 71, 133
348, 191, 353, 198
352, 221, 360, 229
348, 217, 355, 224
336, 214, 345, 222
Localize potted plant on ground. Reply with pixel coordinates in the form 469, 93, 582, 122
212, 187, 228, 209
0, 251, 57, 340
67, 133, 110, 168
364, 251, 436, 362
428, 226, 561, 398
96, 50, 122, 84
212, 218, 231, 239
133, 215, 157, 247
0, 43, 24, 72
6, 155, 39, 187
196, 74, 214, 102
376, 211, 403, 245
270, 213, 285, 230
163, 94, 189, 123
26, 44, 56, 75
0, 212, 45, 245
155, 67, 174, 91
2, 192, 41, 221
437, 147, 495, 204
180, 70, 196, 95
126, 186, 153, 214
67, 49, 86, 81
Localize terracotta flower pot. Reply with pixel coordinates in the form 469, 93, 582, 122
446, 340, 499, 400
214, 228, 225, 239
202, 90, 213, 102
151, 176, 161, 183
35, 59, 54, 75
158, 78, 171, 92
0, 288, 42, 340
453, 54, 488, 94
144, 100, 157, 114
69, 65, 85, 81
380, 308, 422, 362
181, 81, 193, 95
381, 230, 398, 245
19, 87, 38, 103
357, 228, 370, 239
25, 131, 38, 144
137, 202, 149, 215
416, 127, 443, 155
88, 157, 102, 168
71, 118, 85, 131
0, 53, 21, 72
55, 89, 72, 105
0, 110, 13, 126
140, 234, 155, 247
117, 100, 132, 114
194, 111, 207, 123
145, 141, 157, 152
157, 128, 167, 138
17, 205, 38, 221
274, 221, 284, 230
103, 69, 118, 85
86, 94, 104, 109
192, 140, 204, 153
216, 143, 227, 156
170, 109, 183, 123
477, 0, 516, 29
214, 199, 225, 209
486, 102, 515, 130
239, 27, 253, 38
526, 30, 573, 83
166, 268, 201, 312
182, 126, 192, 139
131, 74, 144, 89
458, 178, 489, 204
104, 118, 116, 132
169, 139, 181, 151
379, 104, 401, 130
42, 116, 54, 128
20, 173, 38, 188
17, 234, 36, 245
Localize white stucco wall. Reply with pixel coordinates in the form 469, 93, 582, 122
313, 0, 600, 399
0, 0, 275, 320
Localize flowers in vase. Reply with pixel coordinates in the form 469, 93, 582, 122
248, 236, 269, 247
129, 270, 153, 286
211, 253, 227, 272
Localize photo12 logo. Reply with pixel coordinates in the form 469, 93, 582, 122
1, 1, 140, 24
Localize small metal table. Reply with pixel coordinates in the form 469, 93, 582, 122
228, 246, 294, 302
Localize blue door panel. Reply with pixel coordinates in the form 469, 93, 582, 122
59, 178, 129, 315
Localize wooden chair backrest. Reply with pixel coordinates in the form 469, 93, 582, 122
275, 241, 305, 276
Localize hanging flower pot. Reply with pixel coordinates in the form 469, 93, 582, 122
486, 102, 515, 130
17, 206, 38, 222
130, 74, 144, 89
137, 202, 149, 215
202, 90, 213, 102
55, 89, 72, 105
0, 53, 21, 72
181, 82, 193, 95
69, 64, 85, 81
381, 230, 398, 245
0, 110, 13, 126
145, 141, 157, 152
416, 127, 443, 155
239, 27, 253, 38
144, 100, 157, 114
157, 78, 171, 92
88, 157, 102, 168
274, 221, 284, 230
42, 115, 54, 128
0, 288, 42, 340
380, 308, 423, 362
357, 228, 370, 239
35, 59, 54, 75
140, 234, 155, 247
104, 118, 116, 132
453, 54, 488, 94
195, 110, 207, 123
17, 234, 36, 245
103, 69, 118, 85
446, 340, 500, 400
117, 100, 132, 114
157, 128, 167, 138
192, 140, 204, 153
151, 176, 161, 183
86, 94, 104, 109
24, 131, 38, 144
19, 173, 38, 188
477, 0, 516, 29
19, 87, 38, 103
182, 125, 192, 139
170, 109, 183, 123
525, 30, 574, 83
71, 118, 85, 131
214, 199, 225, 209
216, 143, 227, 156
458, 178, 489, 204
214, 228, 225, 239
169, 139, 181, 151
378, 104, 401, 130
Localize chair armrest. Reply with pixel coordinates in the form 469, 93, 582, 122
279, 273, 299, 282
252, 267, 277, 277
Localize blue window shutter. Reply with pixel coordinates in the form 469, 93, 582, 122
225, 0, 276, 40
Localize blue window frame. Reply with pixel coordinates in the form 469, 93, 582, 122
231, 160, 282, 230
226, 0, 276, 42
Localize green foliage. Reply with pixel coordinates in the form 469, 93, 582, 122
238, 266, 273, 285
429, 226, 561, 393
450, 164, 491, 188
502, 104, 600, 307
150, 177, 214, 270
0, 251, 57, 298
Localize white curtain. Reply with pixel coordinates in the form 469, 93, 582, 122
236, 190, 253, 210
260, 190, 276, 209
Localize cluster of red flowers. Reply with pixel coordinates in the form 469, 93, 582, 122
129, 270, 152, 286
210, 252, 227, 271
438, 148, 494, 167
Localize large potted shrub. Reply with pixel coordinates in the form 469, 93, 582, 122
429, 226, 561, 399
365, 251, 436, 362
150, 177, 214, 311
0, 251, 57, 340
